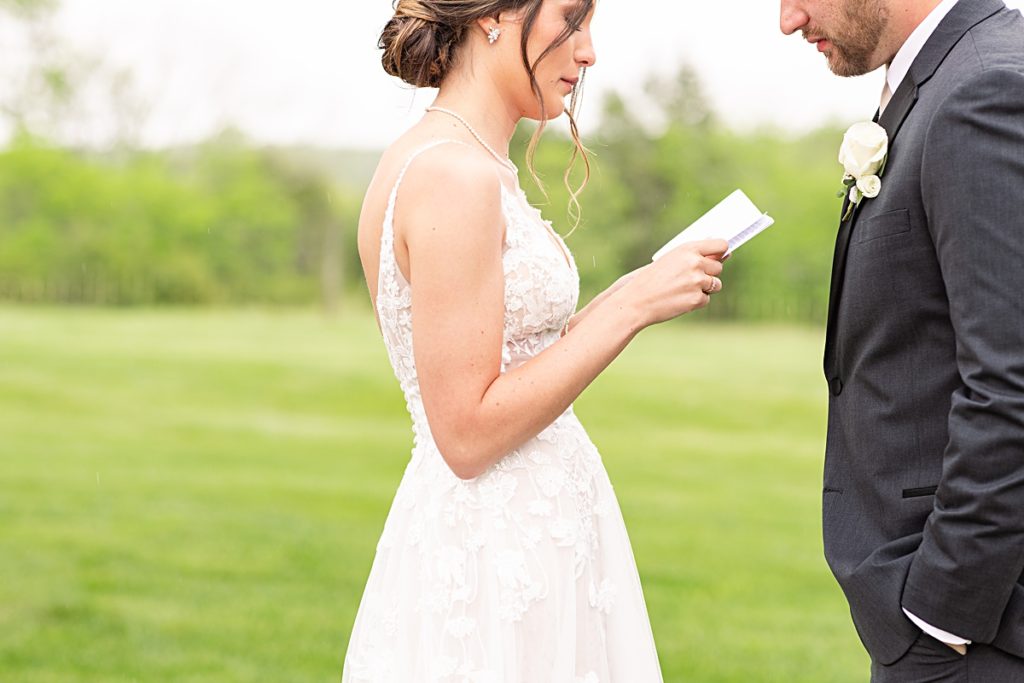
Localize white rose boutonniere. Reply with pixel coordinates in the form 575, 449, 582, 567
837, 121, 889, 221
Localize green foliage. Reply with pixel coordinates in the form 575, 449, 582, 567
0, 132, 357, 305
0, 0, 55, 17
0, 306, 868, 682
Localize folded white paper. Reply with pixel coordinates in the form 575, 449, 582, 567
652, 189, 774, 261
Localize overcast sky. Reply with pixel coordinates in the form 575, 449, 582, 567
31, 0, 1024, 149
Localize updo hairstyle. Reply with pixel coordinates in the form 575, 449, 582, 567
379, 0, 594, 231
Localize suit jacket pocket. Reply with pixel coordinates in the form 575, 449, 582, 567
902, 485, 938, 499
854, 208, 912, 244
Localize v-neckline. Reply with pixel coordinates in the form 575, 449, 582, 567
500, 184, 573, 272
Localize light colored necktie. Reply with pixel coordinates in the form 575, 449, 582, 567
880, 80, 894, 115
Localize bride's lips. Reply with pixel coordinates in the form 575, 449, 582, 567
560, 77, 579, 93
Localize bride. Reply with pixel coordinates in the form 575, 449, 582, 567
344, 0, 727, 680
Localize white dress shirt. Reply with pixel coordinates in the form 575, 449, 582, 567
879, 0, 971, 650
880, 0, 960, 114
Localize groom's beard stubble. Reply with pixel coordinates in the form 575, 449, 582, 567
807, 0, 890, 77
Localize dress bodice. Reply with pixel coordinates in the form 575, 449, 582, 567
375, 140, 580, 464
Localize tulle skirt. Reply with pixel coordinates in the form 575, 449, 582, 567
341, 412, 663, 683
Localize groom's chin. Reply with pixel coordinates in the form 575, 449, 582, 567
823, 44, 888, 78
825, 54, 872, 79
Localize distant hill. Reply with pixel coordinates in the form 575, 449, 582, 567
119, 131, 383, 194
263, 145, 381, 192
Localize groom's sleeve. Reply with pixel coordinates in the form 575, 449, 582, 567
902, 68, 1024, 644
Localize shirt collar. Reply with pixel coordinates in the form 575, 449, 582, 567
886, 0, 961, 94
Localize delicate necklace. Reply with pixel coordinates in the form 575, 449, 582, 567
425, 106, 517, 174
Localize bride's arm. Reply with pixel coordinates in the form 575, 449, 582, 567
563, 269, 642, 335
400, 148, 725, 480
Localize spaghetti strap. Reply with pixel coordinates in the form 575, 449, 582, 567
384, 139, 469, 224
377, 139, 473, 298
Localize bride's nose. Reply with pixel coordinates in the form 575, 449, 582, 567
575, 35, 596, 68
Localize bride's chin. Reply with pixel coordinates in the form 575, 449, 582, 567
521, 105, 566, 123
520, 98, 569, 120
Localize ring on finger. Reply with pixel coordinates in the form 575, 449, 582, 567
704, 276, 722, 295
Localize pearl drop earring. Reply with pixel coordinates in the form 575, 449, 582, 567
487, 26, 502, 44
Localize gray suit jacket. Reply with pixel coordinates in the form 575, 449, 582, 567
822, 0, 1024, 666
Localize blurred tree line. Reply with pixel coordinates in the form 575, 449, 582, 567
0, 0, 847, 321
0, 131, 352, 307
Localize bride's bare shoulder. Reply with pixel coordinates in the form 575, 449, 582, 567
367, 134, 500, 209
363, 137, 501, 232
358, 134, 504, 288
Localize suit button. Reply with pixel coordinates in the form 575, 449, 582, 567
830, 377, 844, 396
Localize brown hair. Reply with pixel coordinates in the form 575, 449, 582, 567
379, 0, 593, 232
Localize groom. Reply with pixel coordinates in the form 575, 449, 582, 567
781, 0, 1024, 679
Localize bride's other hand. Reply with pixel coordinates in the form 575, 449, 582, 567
617, 239, 728, 327
565, 241, 727, 334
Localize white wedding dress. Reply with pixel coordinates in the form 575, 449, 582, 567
342, 140, 663, 683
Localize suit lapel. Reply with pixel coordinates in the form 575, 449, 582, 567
823, 0, 1006, 377
909, 0, 1005, 87
877, 79, 919, 145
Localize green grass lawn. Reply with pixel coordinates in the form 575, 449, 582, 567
0, 305, 868, 682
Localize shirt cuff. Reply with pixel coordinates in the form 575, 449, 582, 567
902, 608, 972, 645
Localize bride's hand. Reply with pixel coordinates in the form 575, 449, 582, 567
617, 239, 728, 327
